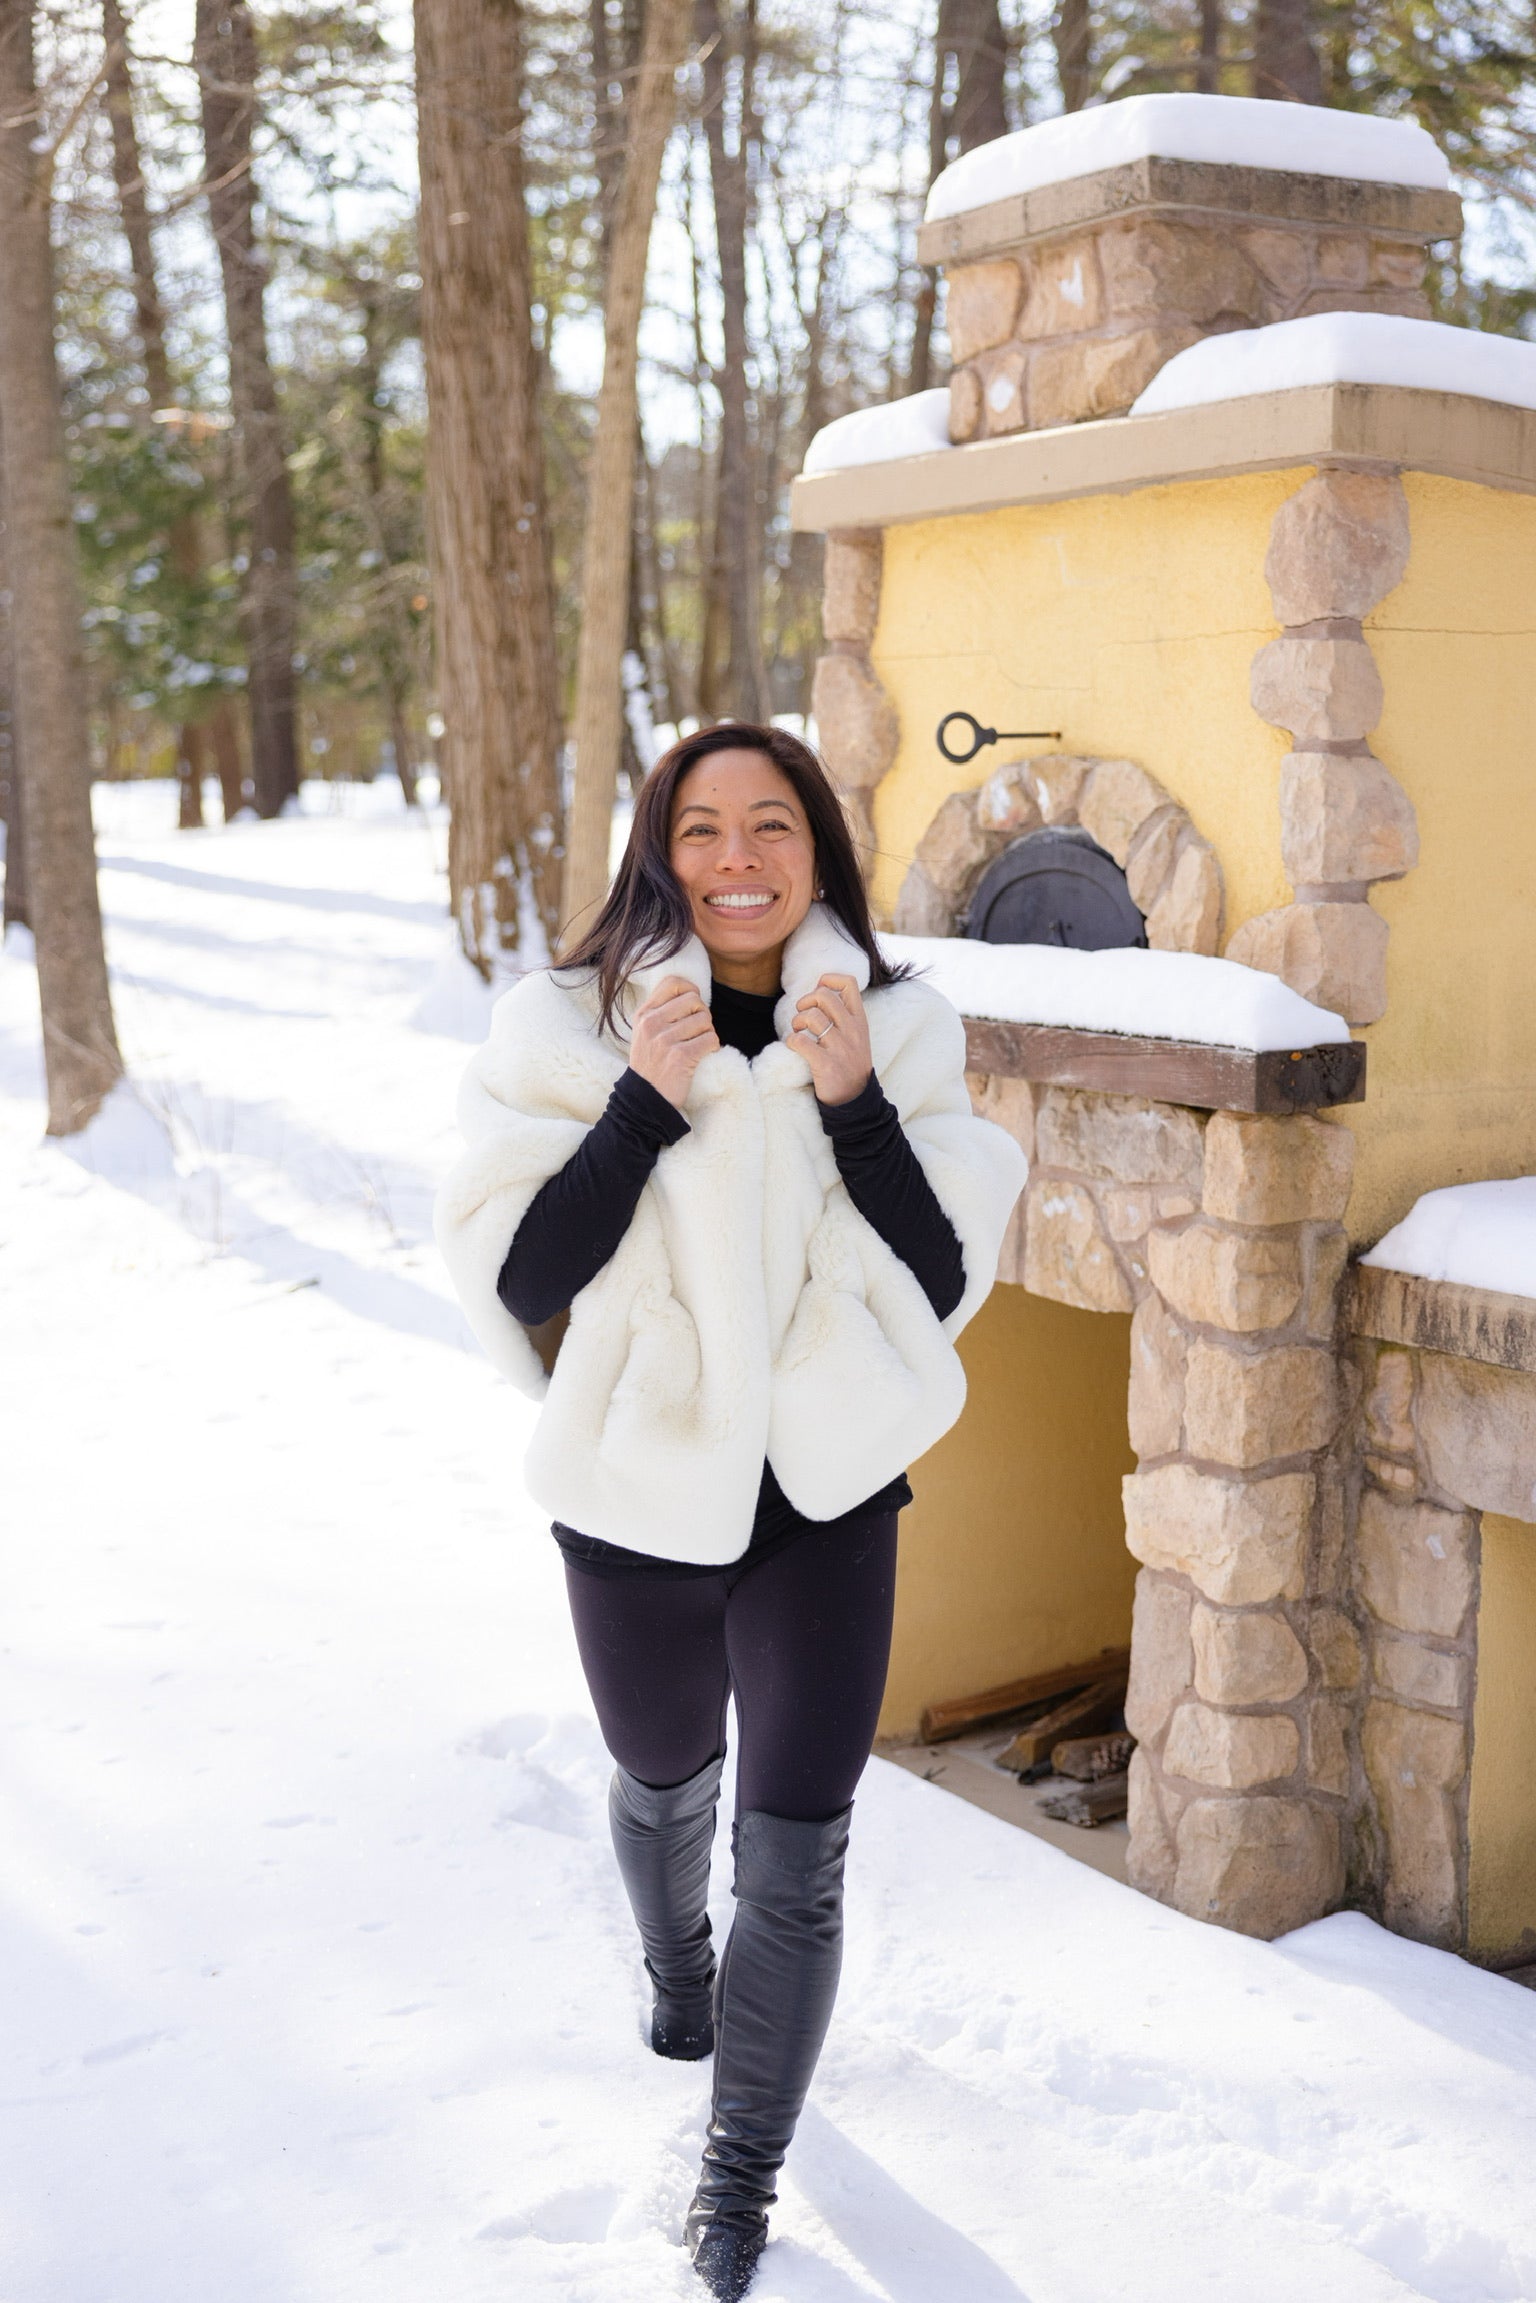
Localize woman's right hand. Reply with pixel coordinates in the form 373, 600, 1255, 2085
628, 975, 720, 1109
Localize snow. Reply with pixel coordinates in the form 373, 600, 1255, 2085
801, 389, 952, 476
1133, 310, 1536, 417
884, 932, 1351, 1051
1363, 1176, 1536, 1302
925, 93, 1450, 223
4, 779, 1536, 2300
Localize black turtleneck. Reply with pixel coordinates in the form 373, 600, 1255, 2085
496, 976, 965, 1577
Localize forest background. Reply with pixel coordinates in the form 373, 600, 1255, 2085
0, 0, 1533, 1133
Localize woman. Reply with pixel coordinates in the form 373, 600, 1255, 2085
436, 724, 1024, 2299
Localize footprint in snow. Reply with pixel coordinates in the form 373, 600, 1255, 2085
477, 2182, 623, 2245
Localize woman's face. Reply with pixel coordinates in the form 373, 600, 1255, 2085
669, 749, 818, 991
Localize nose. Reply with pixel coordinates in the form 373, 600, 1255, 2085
717, 824, 760, 872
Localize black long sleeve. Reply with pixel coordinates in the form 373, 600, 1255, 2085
497, 1068, 689, 1327
818, 1074, 966, 1320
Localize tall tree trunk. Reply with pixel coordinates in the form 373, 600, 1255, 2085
563, 0, 693, 932
697, 0, 766, 724
909, 0, 1008, 393
105, 0, 208, 828
1052, 0, 1093, 111
0, 416, 24, 931
356, 283, 419, 805
415, 0, 565, 966
194, 0, 299, 820
1196, 0, 1222, 89
0, 3, 122, 1131
1254, 0, 1322, 100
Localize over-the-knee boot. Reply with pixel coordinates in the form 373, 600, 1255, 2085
685, 1805, 851, 2301
608, 1754, 724, 2061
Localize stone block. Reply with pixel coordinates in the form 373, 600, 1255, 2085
1280, 750, 1419, 888
1098, 219, 1264, 327
1146, 834, 1223, 955
1184, 1340, 1338, 1468
977, 346, 1029, 434
976, 758, 1042, 835
1307, 1695, 1352, 1797
1300, 1227, 1350, 1342
1128, 1291, 1187, 1459
1363, 1347, 1416, 1456
1123, 1462, 1314, 1606
1417, 1352, 1536, 1522
913, 788, 996, 904
893, 862, 951, 936
946, 258, 1024, 362
1127, 1747, 1180, 1900
1030, 753, 1092, 822
1125, 1570, 1194, 1743
1370, 239, 1428, 290
1250, 635, 1384, 743
949, 364, 983, 443
1029, 323, 1198, 428
1023, 1176, 1133, 1313
1173, 1795, 1342, 1937
1314, 231, 1370, 287
1356, 1489, 1476, 1640
1240, 226, 1311, 305
820, 531, 882, 647
1299, 285, 1430, 322
968, 1071, 1035, 1158
1164, 1702, 1300, 1790
993, 1187, 1027, 1288
1036, 1088, 1205, 1189
1373, 1637, 1466, 1712
1362, 1699, 1467, 1943
1147, 1221, 1302, 1334
1225, 899, 1389, 1027
1017, 237, 1104, 339
1103, 1185, 1157, 1242
1192, 1604, 1309, 1706
1125, 806, 1183, 913
1201, 1111, 1355, 1228
1076, 757, 1169, 867
810, 652, 899, 791
1311, 1605, 1362, 1691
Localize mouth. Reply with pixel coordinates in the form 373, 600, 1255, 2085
704, 890, 777, 915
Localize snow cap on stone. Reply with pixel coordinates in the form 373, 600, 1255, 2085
925, 93, 1450, 225
802, 389, 952, 477
1133, 311, 1536, 418
1363, 1177, 1536, 1302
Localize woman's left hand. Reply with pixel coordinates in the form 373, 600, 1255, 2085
791, 973, 874, 1105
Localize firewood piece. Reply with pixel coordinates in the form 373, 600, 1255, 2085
996, 1677, 1127, 1777
1051, 1731, 1136, 1782
919, 1647, 1131, 1744
1035, 1771, 1130, 1827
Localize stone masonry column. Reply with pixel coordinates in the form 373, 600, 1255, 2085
810, 528, 898, 889
1121, 1110, 1357, 1936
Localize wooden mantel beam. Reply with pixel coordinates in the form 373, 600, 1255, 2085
963, 1016, 1367, 1115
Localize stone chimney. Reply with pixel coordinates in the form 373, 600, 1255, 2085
918, 155, 1463, 442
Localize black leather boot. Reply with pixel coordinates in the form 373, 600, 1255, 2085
685, 1806, 852, 2300
608, 1754, 724, 2061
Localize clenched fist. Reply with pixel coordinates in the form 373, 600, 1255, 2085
789, 973, 873, 1106
627, 975, 721, 1109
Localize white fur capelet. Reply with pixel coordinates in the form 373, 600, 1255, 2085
434, 906, 1026, 1565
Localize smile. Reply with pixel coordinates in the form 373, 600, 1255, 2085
705, 892, 776, 912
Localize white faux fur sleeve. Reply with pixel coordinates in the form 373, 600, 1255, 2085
433, 970, 622, 1399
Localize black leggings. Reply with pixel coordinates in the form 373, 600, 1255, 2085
564, 1513, 898, 1823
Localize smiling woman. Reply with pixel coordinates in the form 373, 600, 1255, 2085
435, 722, 1025, 2299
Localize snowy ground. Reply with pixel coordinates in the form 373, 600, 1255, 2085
4, 781, 1536, 2303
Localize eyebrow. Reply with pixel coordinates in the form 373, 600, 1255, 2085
675, 798, 800, 820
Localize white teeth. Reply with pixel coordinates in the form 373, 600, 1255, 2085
706, 892, 774, 910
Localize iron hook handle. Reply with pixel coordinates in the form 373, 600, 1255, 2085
935, 710, 1062, 765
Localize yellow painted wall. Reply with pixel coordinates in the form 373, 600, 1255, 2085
1349, 474, 1536, 1243
1468, 1512, 1536, 1962
870, 469, 1299, 934
879, 1285, 1137, 1739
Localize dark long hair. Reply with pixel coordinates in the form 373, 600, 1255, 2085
559, 723, 909, 1034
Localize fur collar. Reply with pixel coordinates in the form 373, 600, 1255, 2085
627, 902, 871, 1044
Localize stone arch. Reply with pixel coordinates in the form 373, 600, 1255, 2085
894, 751, 1225, 954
